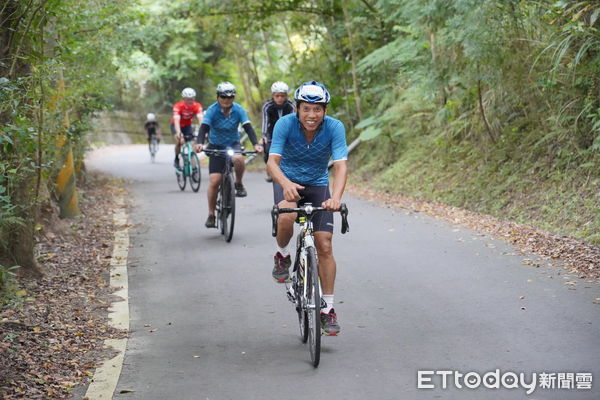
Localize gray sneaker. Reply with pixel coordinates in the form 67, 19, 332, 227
235, 183, 247, 197
205, 215, 216, 228
321, 309, 340, 336
272, 252, 291, 283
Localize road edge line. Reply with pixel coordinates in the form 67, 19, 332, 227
85, 197, 130, 399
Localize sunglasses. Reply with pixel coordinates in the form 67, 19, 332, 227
219, 95, 235, 99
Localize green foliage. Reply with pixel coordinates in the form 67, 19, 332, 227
1, 0, 597, 253
0, 265, 21, 306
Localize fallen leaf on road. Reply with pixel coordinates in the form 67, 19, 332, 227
564, 281, 577, 286
120, 389, 135, 393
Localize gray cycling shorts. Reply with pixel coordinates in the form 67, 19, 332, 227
273, 182, 333, 233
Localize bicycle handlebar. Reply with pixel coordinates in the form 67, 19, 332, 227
202, 149, 257, 157
271, 203, 349, 237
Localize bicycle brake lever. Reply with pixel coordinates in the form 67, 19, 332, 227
340, 203, 349, 234
271, 205, 279, 237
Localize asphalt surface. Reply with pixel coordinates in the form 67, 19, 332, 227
86, 144, 600, 400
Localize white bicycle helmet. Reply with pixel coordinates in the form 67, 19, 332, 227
146, 113, 156, 121
294, 81, 330, 105
181, 87, 196, 98
216, 82, 236, 97
271, 81, 289, 94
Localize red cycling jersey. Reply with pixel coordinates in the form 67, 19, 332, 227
171, 101, 203, 127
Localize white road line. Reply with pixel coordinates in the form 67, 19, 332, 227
85, 198, 130, 399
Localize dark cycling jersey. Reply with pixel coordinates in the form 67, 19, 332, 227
261, 99, 295, 142
144, 121, 159, 138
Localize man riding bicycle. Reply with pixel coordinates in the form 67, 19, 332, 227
171, 87, 204, 169
144, 113, 161, 150
261, 81, 295, 182
195, 82, 263, 228
267, 81, 348, 336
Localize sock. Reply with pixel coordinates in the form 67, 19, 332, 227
277, 245, 290, 257
322, 294, 334, 314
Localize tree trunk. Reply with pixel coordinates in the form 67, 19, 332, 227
429, 31, 447, 106
477, 77, 496, 144
233, 42, 260, 121
260, 28, 275, 71
341, 1, 364, 121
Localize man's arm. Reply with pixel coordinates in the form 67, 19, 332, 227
267, 154, 304, 202
242, 122, 263, 153
260, 102, 269, 144
173, 115, 182, 136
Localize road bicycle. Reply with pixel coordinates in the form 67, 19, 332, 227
271, 203, 349, 367
175, 139, 201, 192
202, 148, 256, 242
149, 135, 159, 163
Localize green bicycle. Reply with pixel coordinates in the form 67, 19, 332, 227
175, 139, 201, 192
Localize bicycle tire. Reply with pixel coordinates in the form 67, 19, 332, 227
190, 152, 201, 192
216, 189, 224, 234
306, 246, 321, 367
150, 138, 157, 163
176, 157, 186, 191
221, 174, 236, 242
296, 259, 309, 343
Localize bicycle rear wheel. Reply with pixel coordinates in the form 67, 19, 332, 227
220, 174, 236, 242
150, 138, 157, 162
306, 246, 321, 367
189, 152, 201, 192
176, 157, 186, 191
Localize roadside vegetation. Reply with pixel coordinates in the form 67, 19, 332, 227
1, 1, 598, 397
1, 0, 598, 301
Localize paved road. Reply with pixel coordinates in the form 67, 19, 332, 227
87, 145, 600, 400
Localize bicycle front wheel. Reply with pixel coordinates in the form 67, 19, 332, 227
176, 158, 186, 191
189, 152, 201, 192
220, 174, 236, 242
306, 246, 321, 367
296, 261, 309, 343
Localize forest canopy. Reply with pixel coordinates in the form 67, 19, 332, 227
1, 0, 599, 280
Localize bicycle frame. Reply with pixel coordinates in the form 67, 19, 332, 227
202, 147, 257, 242
175, 139, 201, 192
180, 140, 195, 177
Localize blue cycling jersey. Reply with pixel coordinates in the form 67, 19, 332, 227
202, 102, 251, 147
270, 114, 347, 186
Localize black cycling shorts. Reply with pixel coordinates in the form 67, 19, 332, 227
170, 123, 194, 140
205, 143, 242, 174
273, 182, 333, 233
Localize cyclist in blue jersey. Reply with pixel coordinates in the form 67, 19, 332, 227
267, 81, 348, 336
196, 82, 263, 228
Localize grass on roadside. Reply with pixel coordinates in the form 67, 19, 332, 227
351, 133, 600, 246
